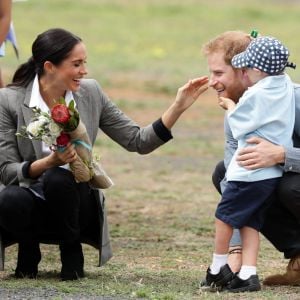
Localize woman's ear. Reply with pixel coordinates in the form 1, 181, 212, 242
43, 61, 55, 74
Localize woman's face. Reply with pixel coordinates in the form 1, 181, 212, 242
48, 42, 88, 92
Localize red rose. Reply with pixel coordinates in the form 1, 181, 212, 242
51, 104, 71, 124
56, 132, 71, 147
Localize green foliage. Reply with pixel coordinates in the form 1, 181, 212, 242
63, 100, 80, 132
4, 0, 300, 93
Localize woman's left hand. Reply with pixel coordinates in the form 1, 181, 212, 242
161, 76, 208, 129
174, 76, 209, 112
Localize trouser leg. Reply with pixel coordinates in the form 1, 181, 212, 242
0, 185, 41, 239
212, 160, 225, 194
43, 167, 95, 280
262, 172, 300, 285
0, 185, 42, 277
43, 167, 83, 243
261, 172, 300, 258
42, 167, 98, 241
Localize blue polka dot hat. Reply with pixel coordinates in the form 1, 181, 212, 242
232, 36, 290, 75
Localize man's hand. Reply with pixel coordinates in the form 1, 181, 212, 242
236, 137, 285, 169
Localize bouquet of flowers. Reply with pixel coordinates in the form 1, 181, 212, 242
16, 98, 113, 189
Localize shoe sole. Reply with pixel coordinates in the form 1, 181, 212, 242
227, 284, 261, 293
200, 272, 234, 292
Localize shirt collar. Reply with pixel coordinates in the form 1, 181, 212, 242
29, 75, 74, 112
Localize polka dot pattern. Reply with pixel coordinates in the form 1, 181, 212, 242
231, 36, 289, 75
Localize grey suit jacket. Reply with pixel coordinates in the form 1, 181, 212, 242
0, 78, 169, 269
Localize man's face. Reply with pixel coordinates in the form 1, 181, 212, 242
207, 51, 249, 102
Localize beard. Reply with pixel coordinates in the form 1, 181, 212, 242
226, 71, 248, 103
227, 86, 246, 103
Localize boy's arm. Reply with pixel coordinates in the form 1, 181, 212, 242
219, 96, 236, 112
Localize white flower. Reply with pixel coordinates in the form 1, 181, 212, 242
37, 115, 49, 127
27, 120, 41, 137
48, 121, 62, 136
42, 135, 56, 146
16, 104, 76, 149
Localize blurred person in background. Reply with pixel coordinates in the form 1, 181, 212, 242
0, 0, 18, 88
0, 0, 12, 87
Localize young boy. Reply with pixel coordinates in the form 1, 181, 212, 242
203, 36, 296, 292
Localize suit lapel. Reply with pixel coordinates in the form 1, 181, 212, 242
74, 88, 93, 139
21, 83, 43, 158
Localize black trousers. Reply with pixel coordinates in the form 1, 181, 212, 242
212, 160, 300, 258
0, 167, 98, 245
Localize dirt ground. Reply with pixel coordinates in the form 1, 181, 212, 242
1, 87, 300, 299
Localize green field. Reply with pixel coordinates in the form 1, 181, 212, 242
5, 0, 300, 90
1, 0, 300, 299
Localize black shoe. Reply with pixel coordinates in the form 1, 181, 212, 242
226, 274, 261, 292
15, 241, 41, 279
60, 242, 85, 281
200, 264, 234, 291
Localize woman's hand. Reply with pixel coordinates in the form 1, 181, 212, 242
174, 76, 209, 112
162, 76, 208, 129
28, 143, 77, 178
52, 143, 78, 165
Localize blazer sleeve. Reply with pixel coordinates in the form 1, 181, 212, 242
88, 80, 173, 154
0, 88, 33, 186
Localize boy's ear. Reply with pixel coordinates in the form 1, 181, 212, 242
252, 67, 262, 73
240, 68, 248, 76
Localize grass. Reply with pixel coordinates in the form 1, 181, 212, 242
4, 0, 300, 91
1, 0, 300, 299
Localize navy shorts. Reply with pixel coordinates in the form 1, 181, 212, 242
215, 178, 279, 231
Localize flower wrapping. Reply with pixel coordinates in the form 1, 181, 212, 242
16, 98, 113, 189
67, 120, 114, 189
52, 100, 113, 189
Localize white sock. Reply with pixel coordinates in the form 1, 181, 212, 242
238, 265, 256, 280
210, 253, 228, 274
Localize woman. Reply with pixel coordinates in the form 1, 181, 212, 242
0, 28, 208, 280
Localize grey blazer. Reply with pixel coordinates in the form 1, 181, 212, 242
0, 78, 170, 269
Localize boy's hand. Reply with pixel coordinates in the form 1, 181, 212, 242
219, 97, 236, 111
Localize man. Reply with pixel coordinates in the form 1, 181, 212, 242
202, 30, 300, 286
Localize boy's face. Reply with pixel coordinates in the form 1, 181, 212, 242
245, 68, 267, 85
207, 51, 250, 103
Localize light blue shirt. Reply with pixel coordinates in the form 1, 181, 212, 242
226, 74, 295, 182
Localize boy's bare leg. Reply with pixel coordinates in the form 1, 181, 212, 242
240, 226, 259, 267
215, 218, 233, 254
